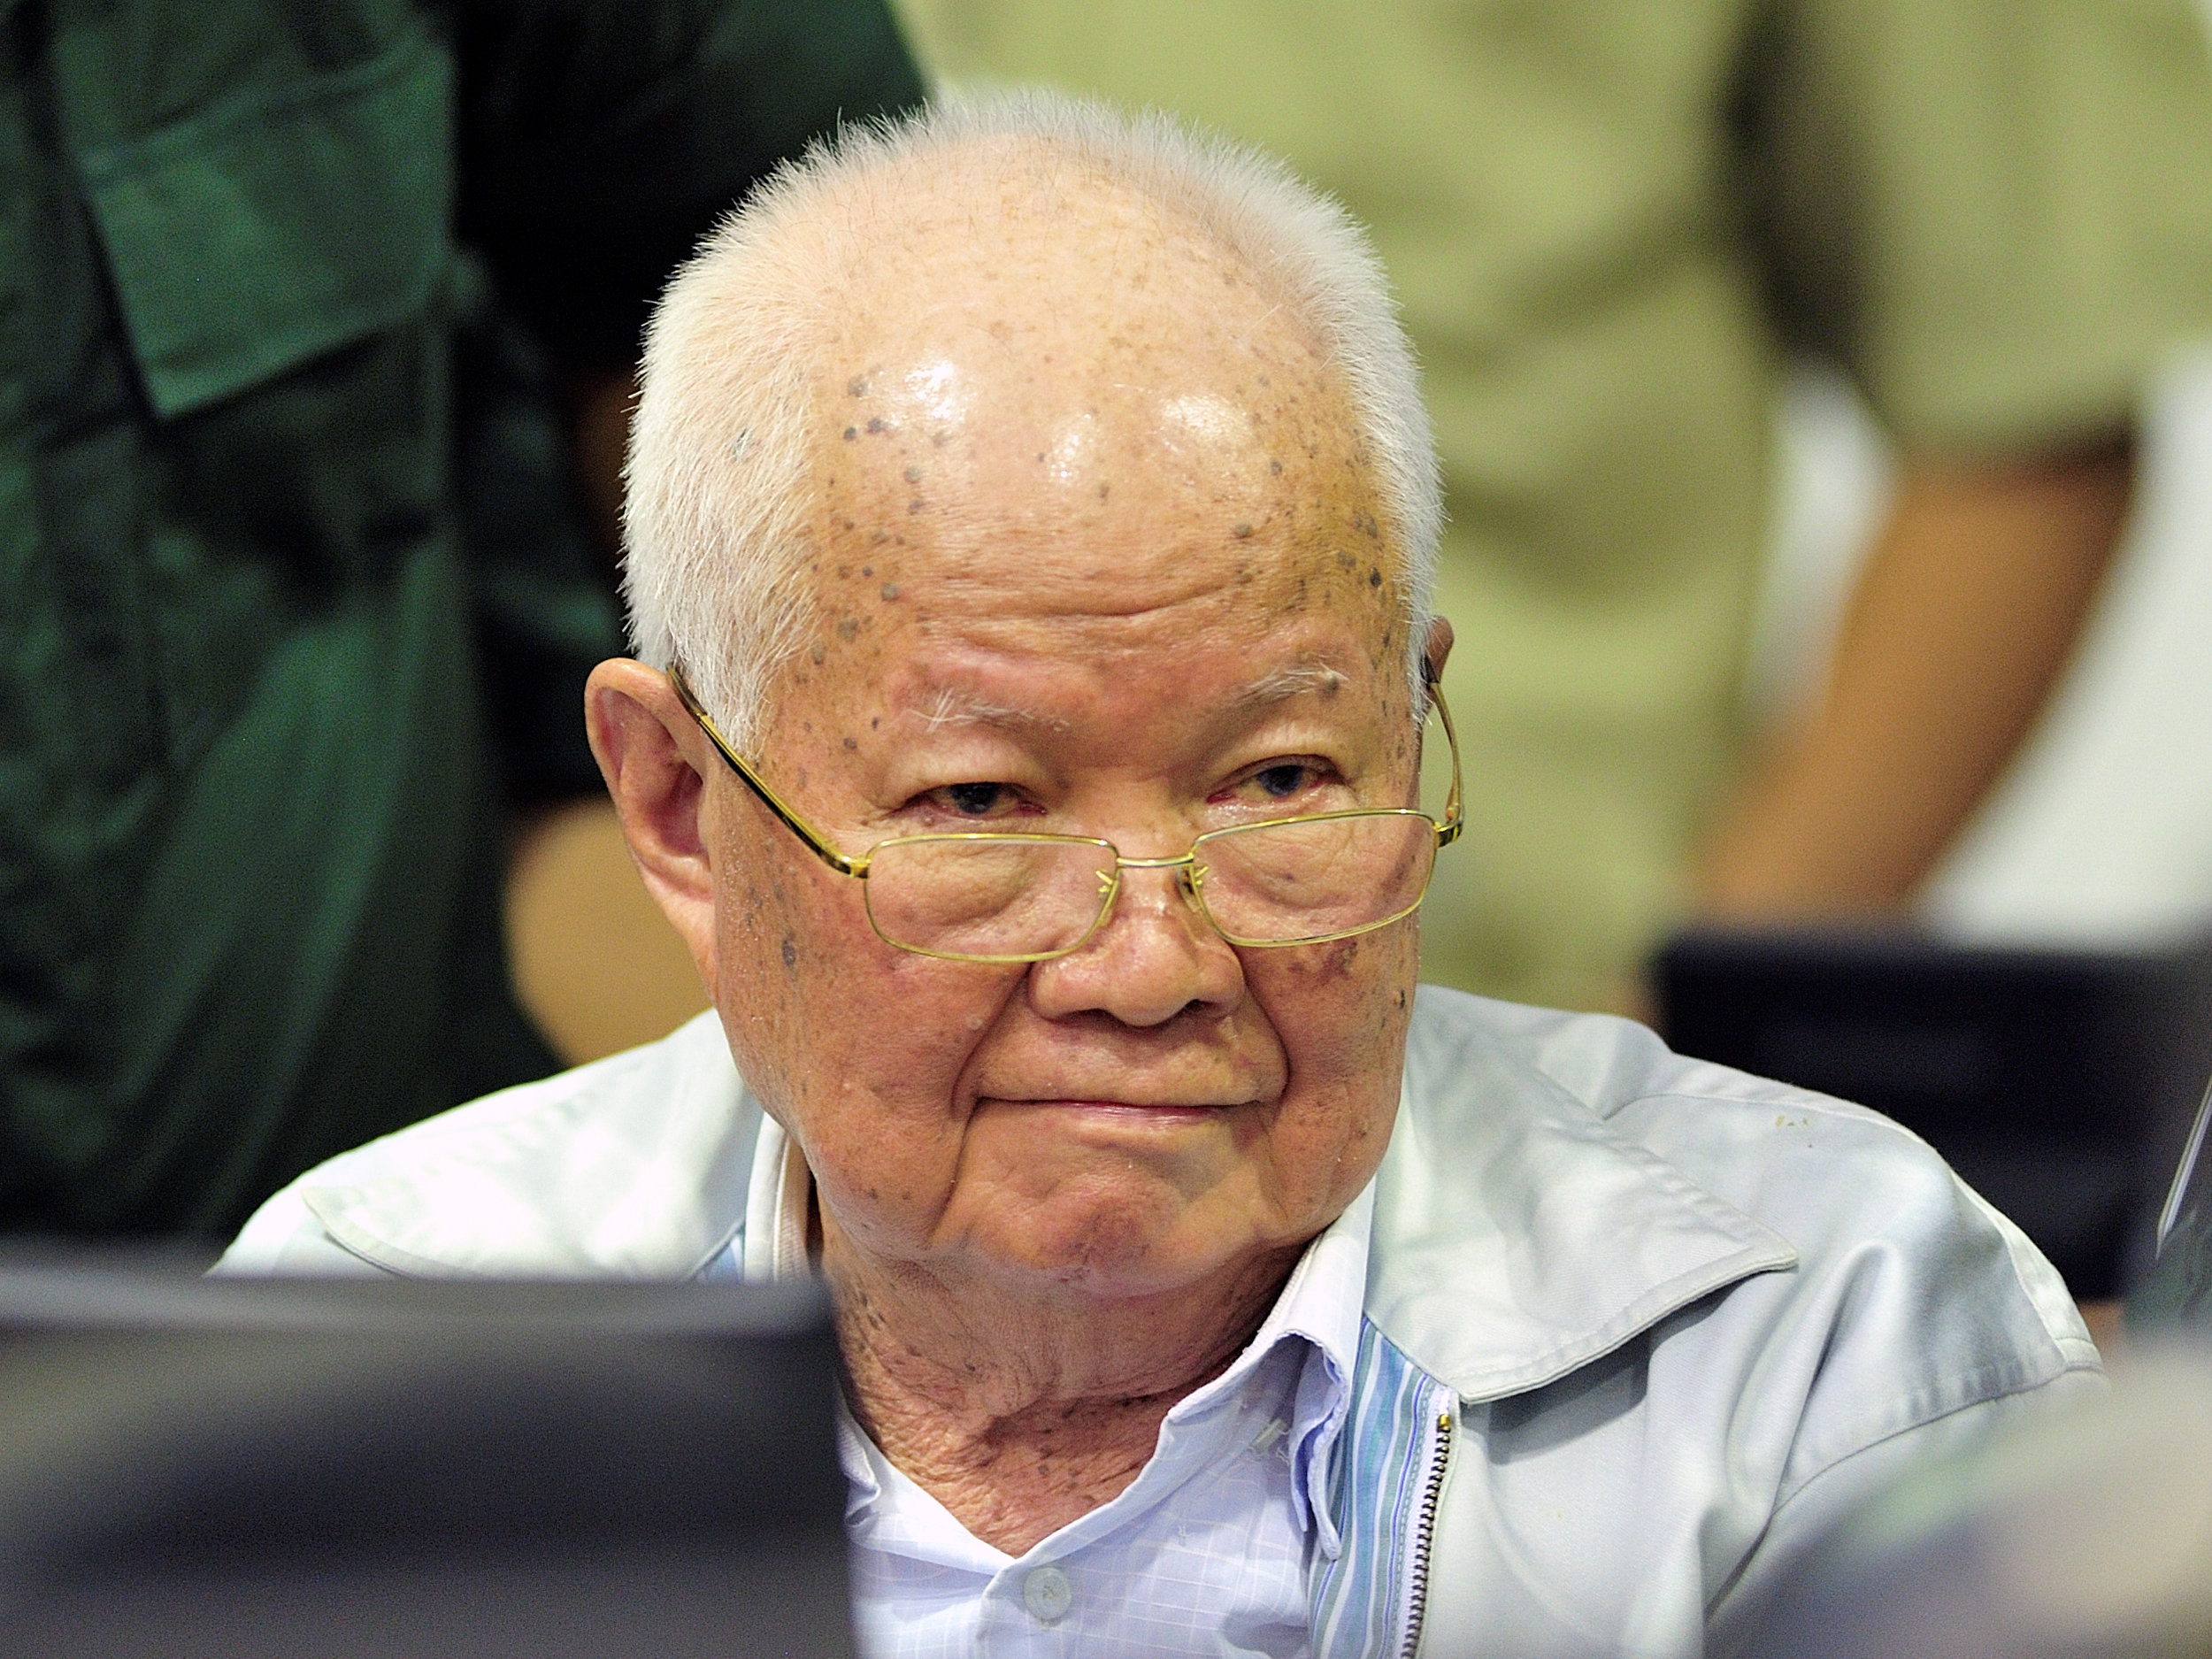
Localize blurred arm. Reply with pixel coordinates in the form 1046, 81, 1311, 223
503, 366, 711, 1066
1697, 439, 2133, 916
508, 795, 710, 1066
461, 0, 922, 1064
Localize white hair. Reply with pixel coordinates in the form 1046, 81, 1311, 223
623, 89, 1441, 751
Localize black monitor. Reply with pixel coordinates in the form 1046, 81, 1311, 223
1654, 926, 2212, 1297
0, 1263, 853, 1658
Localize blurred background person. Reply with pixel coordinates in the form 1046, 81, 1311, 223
0, 0, 920, 1240
882, 0, 2212, 1014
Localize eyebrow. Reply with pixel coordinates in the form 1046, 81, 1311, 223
1229, 660, 1350, 708
902, 660, 1351, 733
905, 687, 1071, 732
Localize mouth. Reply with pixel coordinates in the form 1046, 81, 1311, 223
979, 1098, 1240, 1126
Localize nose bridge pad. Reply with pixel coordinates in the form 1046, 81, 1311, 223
1180, 865, 1225, 944
1091, 864, 1122, 935
1118, 854, 1214, 940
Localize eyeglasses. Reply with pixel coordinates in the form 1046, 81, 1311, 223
667, 664, 1463, 964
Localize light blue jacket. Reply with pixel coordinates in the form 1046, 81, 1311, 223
220, 988, 2100, 1657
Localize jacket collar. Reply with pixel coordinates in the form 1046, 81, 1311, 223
1363, 990, 1798, 1403
303, 1012, 758, 1278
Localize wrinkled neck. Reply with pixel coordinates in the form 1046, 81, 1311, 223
821, 1210, 1298, 1553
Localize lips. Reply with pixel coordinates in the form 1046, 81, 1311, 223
979, 1097, 1239, 1122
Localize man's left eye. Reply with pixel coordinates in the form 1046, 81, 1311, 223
942, 782, 1011, 815
1253, 764, 1311, 799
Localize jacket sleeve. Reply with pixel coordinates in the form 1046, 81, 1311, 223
1706, 1366, 2107, 1655
1738, 0, 2212, 451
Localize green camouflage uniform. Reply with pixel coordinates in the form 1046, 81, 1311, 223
0, 0, 922, 1234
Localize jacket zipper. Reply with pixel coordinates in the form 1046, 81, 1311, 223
1400, 1405, 1455, 1659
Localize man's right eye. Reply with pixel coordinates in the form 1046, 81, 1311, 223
906, 781, 1046, 821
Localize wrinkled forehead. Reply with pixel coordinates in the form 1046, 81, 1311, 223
786, 145, 1399, 647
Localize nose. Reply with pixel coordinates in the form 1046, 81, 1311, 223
1025, 859, 1247, 1027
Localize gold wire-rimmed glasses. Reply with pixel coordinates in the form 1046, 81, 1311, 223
667, 664, 1463, 964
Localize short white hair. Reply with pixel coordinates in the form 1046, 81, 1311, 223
623, 90, 1441, 751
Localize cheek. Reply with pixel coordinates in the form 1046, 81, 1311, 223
713, 826, 833, 972
1262, 926, 1416, 1071
1246, 927, 1417, 1198
716, 866, 1025, 1249
708, 827, 885, 1127
709, 867, 829, 1204
798, 991, 1019, 1263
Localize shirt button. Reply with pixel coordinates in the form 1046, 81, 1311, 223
1023, 1564, 1073, 1624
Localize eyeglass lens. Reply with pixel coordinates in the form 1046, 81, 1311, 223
865, 835, 1114, 961
1195, 813, 1436, 944
862, 812, 1439, 961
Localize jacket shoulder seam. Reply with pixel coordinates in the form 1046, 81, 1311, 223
1770, 1348, 2100, 1513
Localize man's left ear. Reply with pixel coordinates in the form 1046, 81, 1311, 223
585, 658, 721, 990
1423, 616, 1455, 689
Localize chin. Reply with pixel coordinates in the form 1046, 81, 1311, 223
983, 1195, 1240, 1301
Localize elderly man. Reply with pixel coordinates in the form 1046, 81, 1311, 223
221, 98, 2097, 1657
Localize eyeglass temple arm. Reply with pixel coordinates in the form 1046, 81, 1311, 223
664, 665, 867, 878
1425, 664, 1465, 849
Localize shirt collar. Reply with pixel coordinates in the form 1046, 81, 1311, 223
1235, 1179, 1371, 1555
744, 1113, 812, 1284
